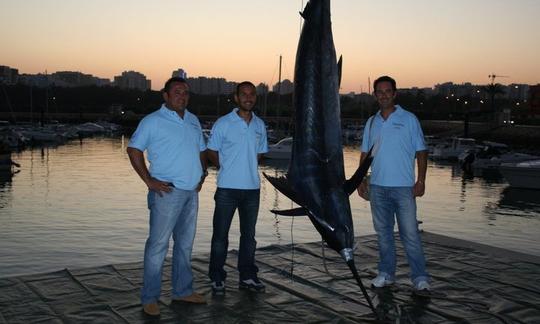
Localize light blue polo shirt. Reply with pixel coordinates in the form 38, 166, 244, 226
207, 108, 268, 189
361, 105, 426, 187
128, 105, 206, 190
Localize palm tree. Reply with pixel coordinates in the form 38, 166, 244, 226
482, 83, 505, 122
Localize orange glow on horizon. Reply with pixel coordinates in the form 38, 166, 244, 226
1, 0, 539, 93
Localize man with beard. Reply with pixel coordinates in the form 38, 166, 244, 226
206, 81, 269, 296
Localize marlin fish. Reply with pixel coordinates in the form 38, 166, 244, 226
263, 0, 376, 315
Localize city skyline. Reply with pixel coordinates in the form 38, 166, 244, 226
5, 65, 535, 98
1, 0, 539, 93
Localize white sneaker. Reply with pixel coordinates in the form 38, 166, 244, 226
414, 280, 430, 291
371, 274, 395, 288
239, 278, 266, 292
211, 281, 225, 296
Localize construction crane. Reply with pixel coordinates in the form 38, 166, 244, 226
488, 74, 509, 85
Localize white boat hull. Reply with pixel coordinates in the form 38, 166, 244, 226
264, 137, 293, 160
499, 160, 540, 189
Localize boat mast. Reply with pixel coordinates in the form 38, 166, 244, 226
277, 54, 282, 120
30, 85, 33, 123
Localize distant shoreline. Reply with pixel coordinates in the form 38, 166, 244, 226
421, 120, 540, 153
2, 112, 539, 153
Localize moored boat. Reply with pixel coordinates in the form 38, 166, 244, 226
499, 159, 540, 189
459, 141, 540, 171
431, 137, 477, 160
264, 137, 292, 160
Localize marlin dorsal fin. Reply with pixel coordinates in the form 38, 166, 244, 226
337, 55, 343, 88
299, 0, 314, 20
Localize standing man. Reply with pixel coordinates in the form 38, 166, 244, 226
357, 75, 430, 292
127, 77, 208, 317
207, 81, 268, 295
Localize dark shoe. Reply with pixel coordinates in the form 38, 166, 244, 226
212, 281, 225, 296
173, 292, 207, 304
142, 303, 160, 316
239, 278, 266, 292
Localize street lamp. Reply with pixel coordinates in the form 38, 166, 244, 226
52, 96, 58, 118
463, 100, 469, 137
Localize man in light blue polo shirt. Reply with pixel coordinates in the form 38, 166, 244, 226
127, 77, 208, 317
357, 76, 430, 293
206, 81, 268, 295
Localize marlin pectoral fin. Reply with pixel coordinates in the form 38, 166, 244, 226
337, 55, 343, 88
270, 207, 307, 216
344, 146, 374, 196
263, 172, 302, 205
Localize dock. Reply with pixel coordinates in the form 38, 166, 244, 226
1, 232, 539, 323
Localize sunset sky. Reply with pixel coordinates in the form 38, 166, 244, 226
1, 0, 539, 93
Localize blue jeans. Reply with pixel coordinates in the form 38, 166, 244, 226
369, 185, 429, 285
141, 188, 198, 305
208, 188, 260, 282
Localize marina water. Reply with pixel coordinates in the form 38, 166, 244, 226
1, 136, 539, 278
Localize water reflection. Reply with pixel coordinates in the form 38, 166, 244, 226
461, 166, 539, 217
260, 158, 290, 245
461, 166, 506, 186
0, 171, 15, 209
497, 187, 540, 216
0, 171, 14, 186
472, 169, 504, 182
0, 137, 539, 278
